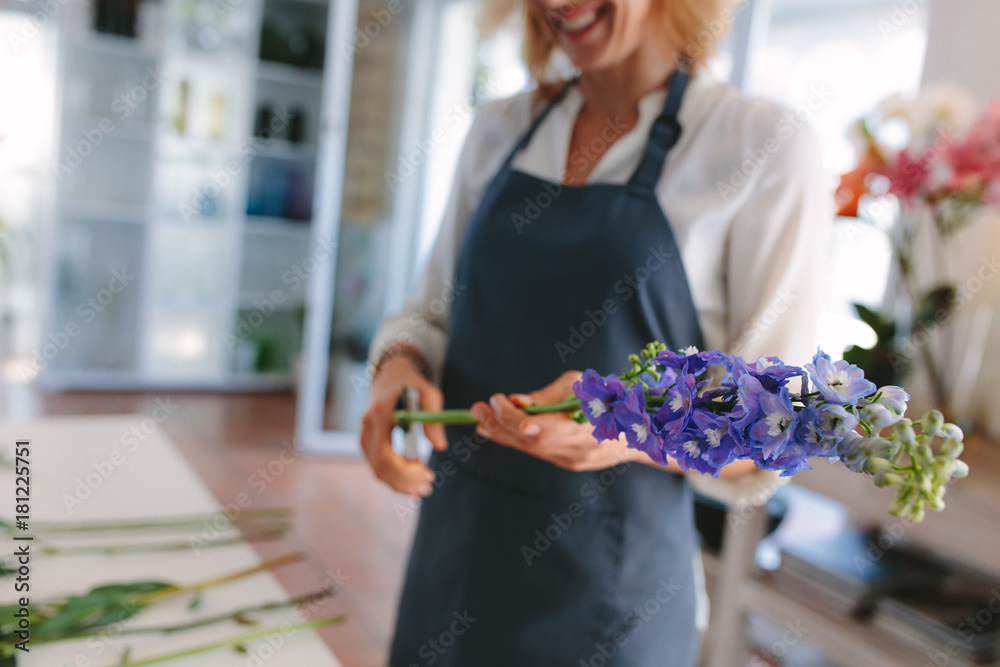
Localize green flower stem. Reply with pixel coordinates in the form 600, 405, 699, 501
112, 616, 345, 667
36, 589, 337, 645
32, 531, 288, 559
0, 508, 292, 536
395, 397, 581, 425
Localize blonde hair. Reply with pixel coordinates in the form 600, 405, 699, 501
479, 0, 740, 98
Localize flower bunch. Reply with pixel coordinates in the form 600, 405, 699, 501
837, 85, 1000, 234
573, 342, 968, 523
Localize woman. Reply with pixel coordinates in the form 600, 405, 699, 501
361, 0, 831, 664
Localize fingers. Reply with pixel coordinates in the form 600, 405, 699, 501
413, 375, 448, 452
474, 395, 577, 451
512, 370, 584, 407
472, 395, 526, 448
360, 404, 435, 497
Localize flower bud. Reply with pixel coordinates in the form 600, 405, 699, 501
941, 424, 964, 441
951, 460, 970, 479
875, 471, 905, 488
863, 438, 893, 459
889, 488, 914, 516
907, 499, 926, 524
913, 443, 935, 468
931, 458, 956, 484
894, 420, 917, 446
920, 410, 944, 438
860, 402, 901, 431
865, 457, 893, 477
940, 438, 964, 460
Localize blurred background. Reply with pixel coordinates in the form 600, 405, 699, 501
2, 0, 1000, 665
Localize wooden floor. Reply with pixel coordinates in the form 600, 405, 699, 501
19, 388, 408, 667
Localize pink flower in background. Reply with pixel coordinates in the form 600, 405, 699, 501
882, 147, 931, 204
843, 89, 1000, 221
947, 100, 1000, 194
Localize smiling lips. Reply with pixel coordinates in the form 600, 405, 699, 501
546, 3, 610, 39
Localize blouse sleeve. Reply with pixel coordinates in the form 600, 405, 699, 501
724, 118, 834, 368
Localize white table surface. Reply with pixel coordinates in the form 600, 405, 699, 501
0, 414, 342, 667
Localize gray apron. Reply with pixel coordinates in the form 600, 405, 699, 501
390, 68, 703, 667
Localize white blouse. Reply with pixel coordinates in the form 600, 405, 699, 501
370, 70, 834, 379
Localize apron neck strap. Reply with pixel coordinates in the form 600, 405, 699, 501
628, 65, 690, 192
500, 81, 576, 169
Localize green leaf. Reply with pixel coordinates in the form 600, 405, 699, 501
914, 285, 956, 330
853, 303, 896, 338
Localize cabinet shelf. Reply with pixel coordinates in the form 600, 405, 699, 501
58, 199, 148, 224
64, 33, 161, 60
257, 61, 324, 88
245, 215, 312, 235
259, 139, 315, 162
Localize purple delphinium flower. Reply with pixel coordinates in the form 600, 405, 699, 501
815, 404, 860, 440
749, 387, 798, 460
655, 373, 698, 436
732, 372, 767, 432
638, 366, 679, 397
667, 427, 726, 477
613, 385, 663, 460
796, 403, 859, 458
753, 446, 815, 477
836, 432, 870, 473
736, 356, 803, 392
805, 350, 877, 405
691, 410, 746, 468
574, 370, 626, 443
656, 348, 726, 375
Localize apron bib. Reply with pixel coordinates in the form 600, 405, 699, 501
391, 68, 704, 667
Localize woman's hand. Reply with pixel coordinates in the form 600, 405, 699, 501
471, 371, 645, 472
360, 350, 447, 497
